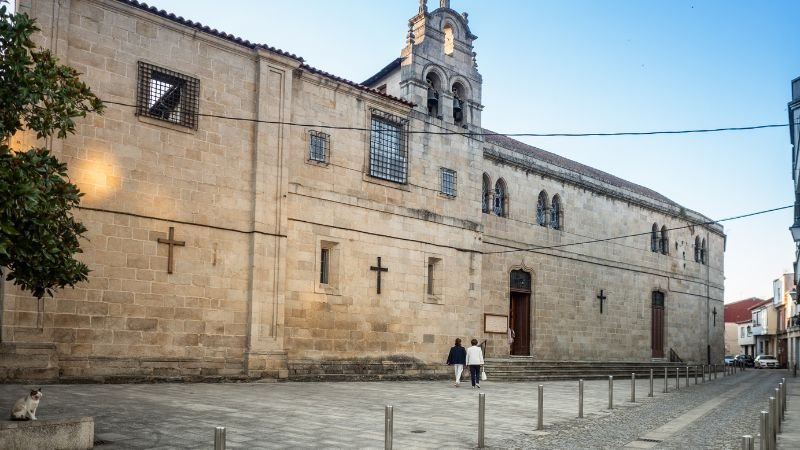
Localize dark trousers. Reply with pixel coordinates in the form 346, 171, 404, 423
469, 365, 481, 386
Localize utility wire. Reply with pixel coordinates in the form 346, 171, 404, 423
102, 100, 791, 138
102, 99, 794, 255
484, 204, 793, 255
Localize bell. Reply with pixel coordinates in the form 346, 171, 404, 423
453, 97, 463, 121
427, 89, 438, 109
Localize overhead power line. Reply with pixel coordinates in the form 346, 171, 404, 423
484, 204, 793, 255
102, 100, 791, 138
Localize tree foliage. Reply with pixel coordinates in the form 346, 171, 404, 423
0, 3, 104, 298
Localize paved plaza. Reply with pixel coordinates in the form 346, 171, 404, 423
0, 369, 797, 448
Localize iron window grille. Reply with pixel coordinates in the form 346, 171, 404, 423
440, 168, 457, 197
369, 109, 408, 183
309, 130, 329, 163
137, 62, 199, 129
320, 248, 330, 284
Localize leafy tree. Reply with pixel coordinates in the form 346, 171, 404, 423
0, 3, 104, 299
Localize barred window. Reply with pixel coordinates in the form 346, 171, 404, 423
137, 62, 199, 128
440, 168, 457, 197
309, 130, 329, 163
369, 110, 408, 183
320, 247, 330, 284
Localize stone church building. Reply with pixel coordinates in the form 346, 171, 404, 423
2, 0, 725, 381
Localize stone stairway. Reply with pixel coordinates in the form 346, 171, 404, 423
482, 358, 719, 382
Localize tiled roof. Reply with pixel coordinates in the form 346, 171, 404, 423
116, 1, 412, 107
118, 0, 303, 60
362, 58, 402, 86
749, 299, 773, 311
301, 63, 413, 107
724, 297, 765, 323
483, 132, 678, 206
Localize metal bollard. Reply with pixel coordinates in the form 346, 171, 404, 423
714, 364, 717, 380
537, 385, 544, 430
478, 393, 485, 448
649, 369, 654, 397
794, 363, 797, 378
760, 410, 769, 450
214, 427, 226, 450
631, 373, 636, 402
770, 396, 777, 444
675, 367, 680, 390
685, 366, 689, 387
775, 388, 782, 433
741, 435, 754, 450
782, 378, 788, 412
695, 365, 699, 384
578, 379, 584, 418
664, 368, 668, 393
385, 405, 393, 450
609, 376, 614, 409
779, 384, 785, 422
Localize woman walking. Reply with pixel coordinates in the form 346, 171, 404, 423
465, 338, 484, 389
446, 338, 467, 387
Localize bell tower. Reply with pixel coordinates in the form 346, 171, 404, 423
364, 0, 483, 130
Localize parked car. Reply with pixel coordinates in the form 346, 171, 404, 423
734, 354, 754, 367
724, 355, 735, 366
754, 354, 779, 369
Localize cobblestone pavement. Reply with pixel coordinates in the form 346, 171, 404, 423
0, 368, 791, 449
493, 369, 786, 449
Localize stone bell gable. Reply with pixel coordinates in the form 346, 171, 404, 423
364, 0, 483, 131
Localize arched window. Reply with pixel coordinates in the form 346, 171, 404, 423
660, 225, 668, 255
550, 195, 561, 229
536, 191, 548, 226
494, 179, 506, 217
651, 224, 659, 252
481, 173, 491, 214
443, 24, 454, 55
701, 238, 707, 264
694, 236, 701, 262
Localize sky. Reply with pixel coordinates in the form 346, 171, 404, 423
111, 1, 800, 301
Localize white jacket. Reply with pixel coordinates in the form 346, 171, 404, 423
465, 345, 484, 366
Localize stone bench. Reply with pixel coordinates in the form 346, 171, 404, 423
0, 416, 93, 450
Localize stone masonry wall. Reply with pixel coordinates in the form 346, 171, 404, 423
3, 0, 292, 381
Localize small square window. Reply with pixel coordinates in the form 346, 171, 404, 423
137, 62, 199, 129
440, 168, 457, 197
309, 130, 329, 163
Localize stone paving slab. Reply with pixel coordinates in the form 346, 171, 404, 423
0, 369, 794, 449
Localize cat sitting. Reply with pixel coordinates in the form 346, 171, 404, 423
10, 388, 43, 421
